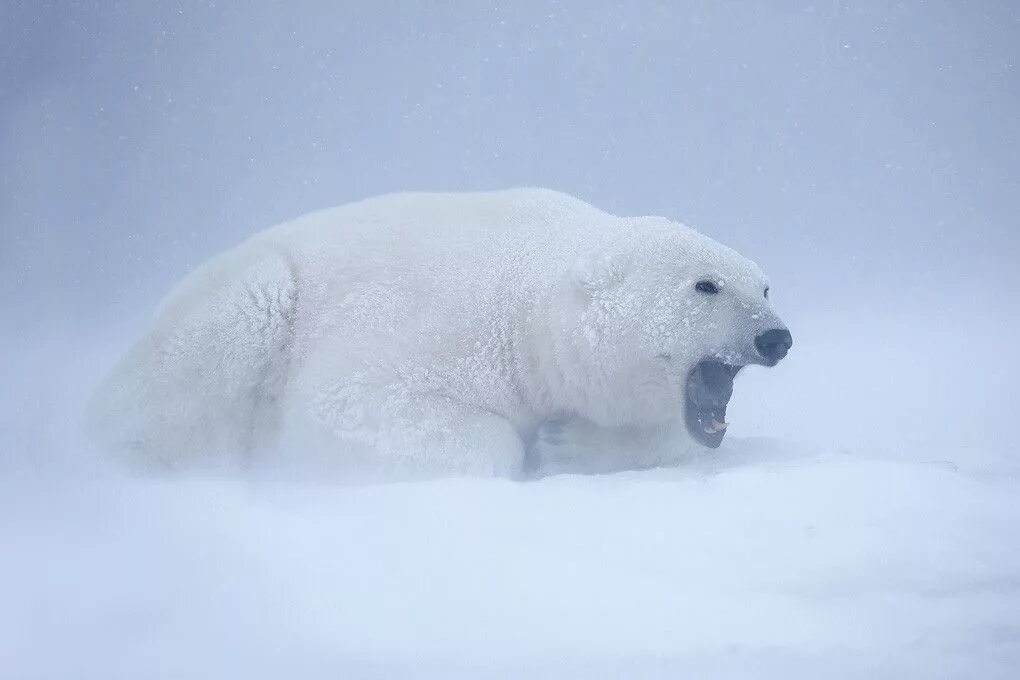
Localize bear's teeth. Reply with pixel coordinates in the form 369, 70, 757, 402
705, 419, 729, 433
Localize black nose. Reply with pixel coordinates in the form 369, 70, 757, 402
755, 328, 793, 364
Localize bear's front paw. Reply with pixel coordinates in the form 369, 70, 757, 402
526, 417, 587, 477
535, 417, 569, 447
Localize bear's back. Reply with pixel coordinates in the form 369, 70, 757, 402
260, 188, 611, 256
250, 188, 619, 303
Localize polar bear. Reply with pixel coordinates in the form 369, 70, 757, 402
86, 189, 791, 478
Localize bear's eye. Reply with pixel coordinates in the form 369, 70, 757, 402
764, 286, 770, 299
695, 280, 719, 295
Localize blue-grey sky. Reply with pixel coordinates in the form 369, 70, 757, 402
2, 1, 1018, 331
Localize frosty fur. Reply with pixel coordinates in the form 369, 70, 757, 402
87, 189, 786, 478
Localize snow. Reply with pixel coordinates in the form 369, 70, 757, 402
2, 452, 1018, 679
3, 308, 1020, 678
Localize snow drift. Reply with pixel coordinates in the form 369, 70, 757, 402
2, 307, 1018, 679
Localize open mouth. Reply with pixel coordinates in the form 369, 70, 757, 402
684, 360, 742, 448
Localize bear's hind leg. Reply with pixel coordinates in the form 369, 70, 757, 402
85, 243, 297, 470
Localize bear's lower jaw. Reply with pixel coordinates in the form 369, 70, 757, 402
684, 360, 741, 449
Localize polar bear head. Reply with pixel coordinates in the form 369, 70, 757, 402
553, 217, 792, 448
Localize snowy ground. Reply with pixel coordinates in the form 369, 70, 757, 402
3, 452, 1019, 679
2, 308, 1018, 679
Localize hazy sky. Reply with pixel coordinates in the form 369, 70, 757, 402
2, 1, 1018, 332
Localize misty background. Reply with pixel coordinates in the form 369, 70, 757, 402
3, 0, 1019, 461
4, 1, 1017, 320
1, 2, 1019, 678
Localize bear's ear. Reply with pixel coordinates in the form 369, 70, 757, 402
571, 252, 627, 296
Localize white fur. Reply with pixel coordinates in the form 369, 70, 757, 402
87, 189, 786, 478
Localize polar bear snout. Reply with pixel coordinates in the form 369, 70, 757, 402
754, 328, 793, 366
